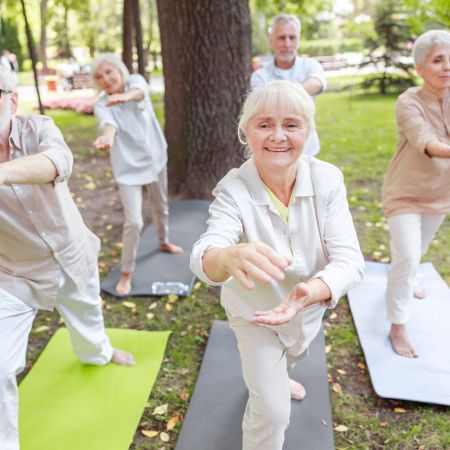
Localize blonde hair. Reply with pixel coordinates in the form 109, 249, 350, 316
238, 80, 315, 155
90, 53, 130, 92
0, 65, 16, 91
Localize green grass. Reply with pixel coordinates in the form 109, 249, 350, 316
20, 87, 450, 449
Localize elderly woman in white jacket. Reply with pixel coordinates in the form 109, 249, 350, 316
190, 80, 364, 450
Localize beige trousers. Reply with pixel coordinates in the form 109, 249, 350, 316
117, 167, 169, 273
228, 315, 305, 450
386, 212, 446, 324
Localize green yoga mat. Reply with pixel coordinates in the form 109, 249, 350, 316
18, 327, 171, 450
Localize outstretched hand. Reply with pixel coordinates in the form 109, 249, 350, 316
223, 242, 293, 290
92, 135, 114, 151
253, 282, 310, 325
106, 93, 128, 107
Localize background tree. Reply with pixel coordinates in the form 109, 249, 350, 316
157, 0, 252, 198
361, 0, 415, 94
39, 0, 49, 72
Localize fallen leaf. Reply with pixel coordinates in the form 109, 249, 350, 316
141, 430, 159, 438
334, 425, 348, 432
325, 345, 332, 354
167, 413, 181, 431
337, 369, 347, 375
149, 302, 158, 310
167, 293, 178, 303
327, 373, 333, 384
153, 403, 168, 415
332, 383, 342, 395
84, 181, 97, 190
379, 422, 388, 427
146, 313, 155, 320
357, 362, 366, 370
394, 407, 407, 413
194, 281, 201, 290
160, 432, 170, 442
165, 303, 173, 311
329, 312, 337, 320
122, 301, 136, 308
34, 325, 50, 333
98, 261, 107, 269
321, 419, 328, 426
180, 391, 189, 401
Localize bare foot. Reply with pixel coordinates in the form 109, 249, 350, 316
111, 348, 136, 366
160, 242, 183, 254
289, 378, 306, 400
116, 272, 132, 297
413, 286, 426, 299
389, 324, 417, 358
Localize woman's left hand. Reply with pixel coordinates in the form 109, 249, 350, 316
253, 282, 310, 325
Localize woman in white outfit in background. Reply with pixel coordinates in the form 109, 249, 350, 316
92, 53, 182, 297
190, 80, 364, 450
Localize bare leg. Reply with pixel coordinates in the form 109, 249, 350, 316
160, 242, 183, 254
111, 348, 136, 366
389, 324, 417, 358
289, 378, 306, 400
115, 272, 132, 297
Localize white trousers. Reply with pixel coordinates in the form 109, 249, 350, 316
0, 269, 113, 450
117, 168, 169, 273
386, 213, 446, 324
228, 315, 305, 450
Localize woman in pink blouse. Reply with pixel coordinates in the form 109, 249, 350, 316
382, 30, 450, 357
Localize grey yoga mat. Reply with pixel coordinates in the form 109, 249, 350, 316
348, 261, 450, 406
176, 320, 335, 450
101, 200, 210, 297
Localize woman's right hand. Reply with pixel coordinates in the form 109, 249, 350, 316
205, 242, 293, 290
92, 135, 114, 151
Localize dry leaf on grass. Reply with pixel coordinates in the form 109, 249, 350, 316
325, 345, 332, 354
394, 407, 407, 413
334, 425, 348, 432
153, 403, 169, 415
122, 301, 136, 309
34, 325, 50, 333
167, 293, 178, 303
167, 413, 181, 431
332, 383, 342, 395
160, 432, 170, 442
146, 313, 155, 320
141, 430, 159, 438
165, 303, 173, 311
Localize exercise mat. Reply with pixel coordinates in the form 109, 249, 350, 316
19, 327, 171, 450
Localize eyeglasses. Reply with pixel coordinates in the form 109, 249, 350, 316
0, 89, 13, 99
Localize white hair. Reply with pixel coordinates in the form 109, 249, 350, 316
90, 53, 130, 92
0, 65, 16, 91
238, 80, 315, 156
270, 14, 301, 38
413, 29, 450, 65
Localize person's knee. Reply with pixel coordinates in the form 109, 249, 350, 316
252, 390, 290, 431
124, 218, 143, 234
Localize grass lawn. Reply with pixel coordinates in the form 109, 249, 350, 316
20, 88, 449, 450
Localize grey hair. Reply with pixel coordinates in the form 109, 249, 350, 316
90, 53, 130, 92
238, 80, 315, 157
413, 29, 450, 65
0, 65, 17, 91
270, 14, 301, 38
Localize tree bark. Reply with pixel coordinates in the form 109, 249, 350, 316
122, 0, 133, 71
39, 0, 49, 72
131, 0, 146, 79
156, 0, 252, 198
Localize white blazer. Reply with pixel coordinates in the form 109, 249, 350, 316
190, 156, 364, 354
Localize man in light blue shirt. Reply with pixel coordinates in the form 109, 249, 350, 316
251, 14, 327, 156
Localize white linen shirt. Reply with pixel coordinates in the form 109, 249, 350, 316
190, 156, 364, 355
0, 115, 101, 311
94, 74, 167, 186
250, 57, 327, 157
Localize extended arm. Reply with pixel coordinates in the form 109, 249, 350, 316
106, 88, 144, 106
0, 153, 57, 185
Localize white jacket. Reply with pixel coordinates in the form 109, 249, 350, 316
190, 156, 364, 354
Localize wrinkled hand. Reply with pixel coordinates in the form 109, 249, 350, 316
225, 242, 293, 290
253, 282, 310, 325
92, 135, 114, 151
106, 93, 127, 106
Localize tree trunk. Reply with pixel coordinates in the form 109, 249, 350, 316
39, 0, 48, 72
131, 0, 146, 79
156, 0, 251, 198
122, 0, 133, 72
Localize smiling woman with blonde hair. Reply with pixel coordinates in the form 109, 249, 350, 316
190, 80, 364, 450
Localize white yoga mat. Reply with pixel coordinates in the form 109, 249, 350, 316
348, 261, 450, 406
